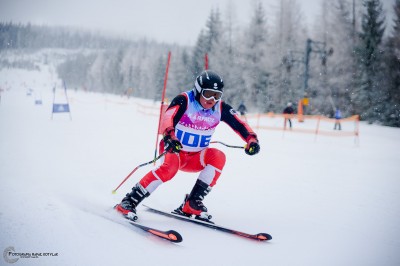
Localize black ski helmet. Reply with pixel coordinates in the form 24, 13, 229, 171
194, 70, 224, 96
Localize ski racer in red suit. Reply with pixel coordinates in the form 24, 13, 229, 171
115, 70, 260, 222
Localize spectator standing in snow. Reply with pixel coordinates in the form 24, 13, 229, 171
283, 102, 295, 129
237, 102, 247, 115
334, 108, 342, 130
237, 102, 248, 121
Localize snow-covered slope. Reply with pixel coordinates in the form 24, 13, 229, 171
1, 68, 399, 266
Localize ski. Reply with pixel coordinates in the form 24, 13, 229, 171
127, 220, 183, 243
97, 207, 183, 243
143, 205, 272, 242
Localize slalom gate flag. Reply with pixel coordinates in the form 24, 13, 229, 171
154, 51, 171, 160
52, 103, 70, 113
51, 81, 72, 120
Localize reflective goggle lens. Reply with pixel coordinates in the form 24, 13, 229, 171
201, 89, 223, 101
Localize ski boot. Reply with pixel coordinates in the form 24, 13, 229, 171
173, 180, 214, 223
115, 183, 149, 221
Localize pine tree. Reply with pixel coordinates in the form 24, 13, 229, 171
190, 8, 224, 77
271, 0, 307, 112
168, 48, 193, 98
354, 0, 386, 123
87, 52, 106, 92
106, 48, 124, 94
323, 0, 359, 117
242, 0, 270, 112
217, 1, 247, 107
382, 0, 400, 126
207, 6, 243, 106
204, 8, 223, 55
152, 55, 167, 101
191, 30, 207, 77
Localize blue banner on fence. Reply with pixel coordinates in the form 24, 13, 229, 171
52, 103, 70, 113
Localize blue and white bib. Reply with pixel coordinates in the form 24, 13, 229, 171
175, 90, 221, 152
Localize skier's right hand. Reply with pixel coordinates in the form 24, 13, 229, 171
245, 135, 260, 156
163, 127, 182, 153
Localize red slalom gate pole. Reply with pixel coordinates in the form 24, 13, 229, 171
154, 51, 171, 162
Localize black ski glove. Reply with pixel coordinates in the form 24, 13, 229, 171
245, 136, 260, 156
163, 127, 182, 153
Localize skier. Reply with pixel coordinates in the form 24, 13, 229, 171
283, 102, 295, 129
115, 70, 260, 222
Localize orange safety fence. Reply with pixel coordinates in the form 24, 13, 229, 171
246, 113, 360, 139
134, 104, 360, 143
135, 104, 360, 136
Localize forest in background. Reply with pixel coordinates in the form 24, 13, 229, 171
0, 0, 399, 127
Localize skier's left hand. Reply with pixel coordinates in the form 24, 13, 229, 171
245, 136, 260, 156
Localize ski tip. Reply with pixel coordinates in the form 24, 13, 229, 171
112, 190, 117, 194
256, 233, 272, 241
166, 230, 183, 243
148, 229, 183, 243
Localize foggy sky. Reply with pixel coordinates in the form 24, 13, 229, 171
0, 0, 395, 45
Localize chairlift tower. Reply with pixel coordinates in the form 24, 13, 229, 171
283, 39, 333, 103
303, 38, 333, 97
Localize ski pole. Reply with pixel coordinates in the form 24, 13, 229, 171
112, 151, 167, 194
210, 141, 245, 149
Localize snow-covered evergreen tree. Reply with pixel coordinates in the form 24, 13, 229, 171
190, 30, 207, 77
87, 51, 106, 93
208, 4, 243, 107
205, 8, 223, 55
382, 0, 400, 126
321, 0, 359, 117
354, 0, 386, 123
103, 48, 124, 94
190, 8, 224, 77
152, 55, 167, 101
167, 47, 193, 99
270, 0, 307, 112
241, 0, 270, 112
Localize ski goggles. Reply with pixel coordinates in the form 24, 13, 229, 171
201, 89, 223, 101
